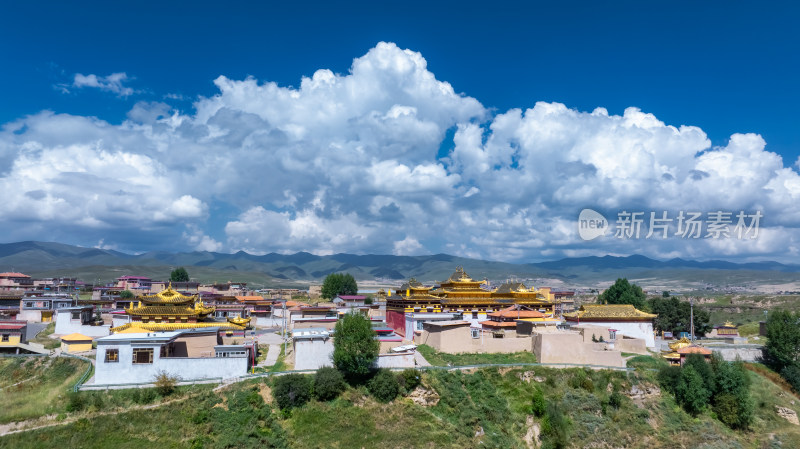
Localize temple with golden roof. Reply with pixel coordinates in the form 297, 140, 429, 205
386, 266, 558, 337
563, 304, 657, 348
110, 284, 248, 333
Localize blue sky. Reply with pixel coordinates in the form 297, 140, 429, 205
1, 1, 799, 262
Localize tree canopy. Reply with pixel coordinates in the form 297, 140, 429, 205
598, 278, 647, 310
119, 290, 134, 299
649, 296, 711, 336
321, 273, 358, 300
332, 312, 378, 383
170, 267, 190, 282
762, 310, 800, 375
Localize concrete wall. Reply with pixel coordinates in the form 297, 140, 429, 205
574, 321, 655, 348
376, 352, 415, 368
703, 344, 763, 362
62, 341, 92, 353
614, 336, 648, 354
18, 310, 45, 322
532, 331, 625, 367
293, 320, 337, 330
54, 315, 110, 337
95, 342, 247, 385
416, 324, 533, 354
293, 339, 334, 370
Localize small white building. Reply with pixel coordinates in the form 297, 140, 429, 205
94, 328, 251, 385
55, 306, 111, 338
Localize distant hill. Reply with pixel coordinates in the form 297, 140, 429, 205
0, 241, 799, 290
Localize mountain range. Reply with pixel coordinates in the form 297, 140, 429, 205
1, 241, 799, 291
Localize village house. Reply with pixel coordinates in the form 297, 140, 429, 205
94, 327, 253, 385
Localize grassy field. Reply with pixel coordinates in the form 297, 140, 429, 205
0, 356, 88, 423
416, 344, 538, 366
4, 356, 800, 448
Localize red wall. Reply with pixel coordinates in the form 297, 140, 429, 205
386, 310, 406, 337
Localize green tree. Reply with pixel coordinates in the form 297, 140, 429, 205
762, 310, 800, 373
119, 289, 134, 299
662, 290, 670, 297
170, 267, 190, 282
710, 355, 753, 429
321, 273, 358, 299
333, 312, 378, 383
649, 296, 711, 336
675, 365, 710, 416
598, 278, 647, 310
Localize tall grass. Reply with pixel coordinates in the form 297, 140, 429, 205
0, 356, 88, 423
416, 344, 537, 366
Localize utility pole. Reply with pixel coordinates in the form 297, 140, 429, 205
690, 297, 695, 342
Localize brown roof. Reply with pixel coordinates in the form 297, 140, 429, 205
677, 345, 712, 355
479, 320, 518, 328
0, 272, 30, 278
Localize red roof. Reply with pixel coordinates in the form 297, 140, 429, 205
337, 295, 366, 300
479, 320, 518, 328
0, 322, 26, 330
0, 272, 30, 278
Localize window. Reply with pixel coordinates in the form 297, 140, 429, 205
71, 312, 80, 320
470, 329, 480, 339
132, 348, 154, 364
472, 312, 478, 319
416, 321, 424, 331
104, 348, 119, 362
1, 334, 9, 342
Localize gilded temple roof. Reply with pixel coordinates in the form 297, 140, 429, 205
667, 337, 692, 351
564, 304, 656, 321
125, 305, 213, 316
110, 322, 245, 333
138, 284, 197, 304
445, 266, 477, 284
494, 282, 529, 294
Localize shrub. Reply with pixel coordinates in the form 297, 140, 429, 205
781, 364, 800, 393
66, 391, 86, 412
153, 370, 179, 397
313, 367, 346, 401
531, 387, 546, 417
273, 374, 312, 410
656, 365, 682, 393
541, 402, 571, 449
396, 368, 421, 393
675, 365, 710, 416
367, 369, 399, 403
609, 390, 624, 409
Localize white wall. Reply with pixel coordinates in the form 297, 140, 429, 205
55, 311, 110, 337
586, 321, 655, 348
95, 343, 248, 385
376, 352, 415, 368
293, 339, 334, 370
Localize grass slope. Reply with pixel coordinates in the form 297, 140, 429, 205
3, 358, 800, 448
0, 356, 88, 423
416, 344, 538, 366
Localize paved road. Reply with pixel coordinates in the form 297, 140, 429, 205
25, 322, 49, 341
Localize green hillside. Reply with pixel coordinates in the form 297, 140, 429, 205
2, 359, 800, 448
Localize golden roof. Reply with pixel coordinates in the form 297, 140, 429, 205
668, 337, 692, 351
227, 316, 251, 326
110, 321, 245, 333
444, 266, 481, 284
125, 305, 212, 316
138, 284, 197, 304
60, 333, 93, 341
564, 304, 656, 321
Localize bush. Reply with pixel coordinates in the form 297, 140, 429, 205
313, 367, 346, 401
367, 369, 399, 403
531, 387, 546, 417
657, 365, 682, 393
273, 374, 312, 410
608, 390, 624, 409
66, 391, 86, 412
675, 365, 710, 416
541, 402, 571, 449
397, 369, 421, 393
153, 370, 179, 397
781, 364, 800, 393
